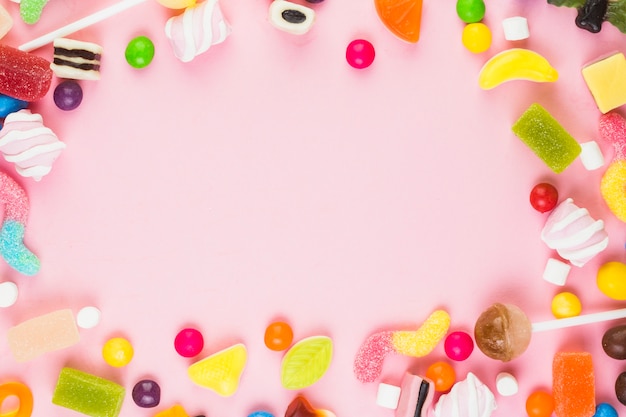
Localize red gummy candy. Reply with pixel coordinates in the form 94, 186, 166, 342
0, 44, 52, 101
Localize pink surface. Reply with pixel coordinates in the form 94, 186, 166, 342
0, 0, 625, 416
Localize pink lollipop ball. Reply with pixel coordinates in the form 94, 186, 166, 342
444, 331, 474, 361
346, 39, 375, 69
174, 327, 204, 358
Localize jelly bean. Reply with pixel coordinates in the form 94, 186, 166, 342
425, 361, 456, 391
125, 36, 155, 69
551, 291, 582, 318
525, 391, 554, 417
53, 80, 83, 111
346, 39, 375, 69
616, 372, 626, 405
456, 0, 485, 23
594, 402, 618, 417
264, 321, 294, 351
597, 262, 626, 300
603, 324, 626, 359
102, 337, 134, 367
444, 331, 474, 361
132, 379, 160, 408
174, 327, 204, 357
462, 23, 491, 54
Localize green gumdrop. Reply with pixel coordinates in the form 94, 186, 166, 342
456, 0, 486, 23
20, 0, 49, 24
125, 36, 155, 69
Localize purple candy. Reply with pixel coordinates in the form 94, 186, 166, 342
53, 80, 83, 111
132, 379, 160, 408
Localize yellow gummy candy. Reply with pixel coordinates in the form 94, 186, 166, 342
391, 310, 451, 356
601, 160, 626, 222
155, 405, 190, 417
187, 343, 247, 397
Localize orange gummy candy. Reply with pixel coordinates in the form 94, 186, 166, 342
375, 0, 423, 43
552, 352, 595, 417
0, 382, 33, 417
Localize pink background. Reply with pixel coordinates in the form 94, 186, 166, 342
1, 0, 626, 416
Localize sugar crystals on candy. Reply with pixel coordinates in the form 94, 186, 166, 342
511, 103, 581, 173
52, 367, 125, 417
552, 352, 595, 417
0, 44, 52, 101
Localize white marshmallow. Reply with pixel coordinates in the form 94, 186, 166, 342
502, 17, 529, 41
580, 141, 605, 170
376, 382, 401, 409
496, 372, 519, 396
543, 257, 571, 286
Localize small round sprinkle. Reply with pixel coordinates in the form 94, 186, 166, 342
102, 337, 134, 367
53, 80, 83, 111
76, 306, 102, 329
0, 281, 18, 307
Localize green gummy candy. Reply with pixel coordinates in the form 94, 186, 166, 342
52, 368, 125, 417
511, 103, 581, 173
20, 0, 49, 24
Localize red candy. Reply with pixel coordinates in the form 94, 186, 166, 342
530, 183, 558, 213
346, 39, 375, 69
174, 327, 204, 358
444, 331, 474, 361
0, 44, 52, 101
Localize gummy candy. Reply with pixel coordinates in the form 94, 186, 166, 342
187, 343, 247, 396
52, 368, 125, 417
0, 44, 51, 101
375, 0, 423, 42
552, 352, 595, 417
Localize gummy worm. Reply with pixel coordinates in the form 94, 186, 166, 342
353, 310, 450, 383
0, 172, 39, 275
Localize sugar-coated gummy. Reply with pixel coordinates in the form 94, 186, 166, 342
0, 44, 52, 101
511, 103, 581, 173
552, 352, 595, 417
19, 0, 49, 24
52, 368, 125, 417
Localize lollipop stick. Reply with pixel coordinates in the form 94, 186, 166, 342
18, 0, 149, 52
532, 307, 626, 332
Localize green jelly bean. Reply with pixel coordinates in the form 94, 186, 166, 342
456, 0, 486, 23
125, 36, 155, 69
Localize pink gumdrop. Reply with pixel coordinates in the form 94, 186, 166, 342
174, 327, 204, 358
444, 331, 474, 361
600, 112, 626, 160
346, 39, 375, 69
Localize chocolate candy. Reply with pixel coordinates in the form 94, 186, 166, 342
602, 324, 626, 359
616, 372, 626, 405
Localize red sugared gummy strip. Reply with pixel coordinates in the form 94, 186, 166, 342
600, 112, 626, 160
0, 44, 52, 102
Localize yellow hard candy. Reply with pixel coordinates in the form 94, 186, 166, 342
188, 343, 247, 396
155, 0, 196, 9
597, 261, 626, 300
551, 292, 582, 318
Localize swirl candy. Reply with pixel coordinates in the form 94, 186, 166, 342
164, 0, 231, 63
540, 198, 608, 267
353, 310, 450, 383
0, 171, 39, 276
432, 372, 497, 417
0, 109, 66, 181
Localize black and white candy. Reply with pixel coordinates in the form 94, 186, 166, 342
269, 0, 315, 35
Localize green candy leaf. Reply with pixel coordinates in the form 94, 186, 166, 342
547, 0, 585, 8
280, 336, 333, 390
606, 0, 626, 33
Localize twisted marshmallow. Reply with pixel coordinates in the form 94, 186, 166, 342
0, 109, 65, 181
165, 0, 231, 62
431, 373, 497, 417
540, 198, 609, 267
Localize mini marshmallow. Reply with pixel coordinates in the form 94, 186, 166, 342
579, 141, 605, 170
376, 382, 401, 409
76, 306, 102, 329
0, 281, 18, 307
269, 0, 315, 35
502, 16, 529, 41
496, 372, 518, 396
543, 257, 571, 286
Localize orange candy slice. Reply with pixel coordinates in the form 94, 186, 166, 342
375, 0, 423, 43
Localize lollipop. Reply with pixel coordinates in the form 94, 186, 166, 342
474, 303, 626, 361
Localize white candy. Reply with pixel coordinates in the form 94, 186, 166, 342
76, 306, 102, 329
376, 382, 401, 409
496, 372, 518, 396
579, 141, 605, 170
543, 257, 571, 286
269, 0, 315, 35
0, 282, 18, 307
502, 17, 529, 41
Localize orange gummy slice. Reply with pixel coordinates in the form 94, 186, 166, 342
375, 0, 423, 43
